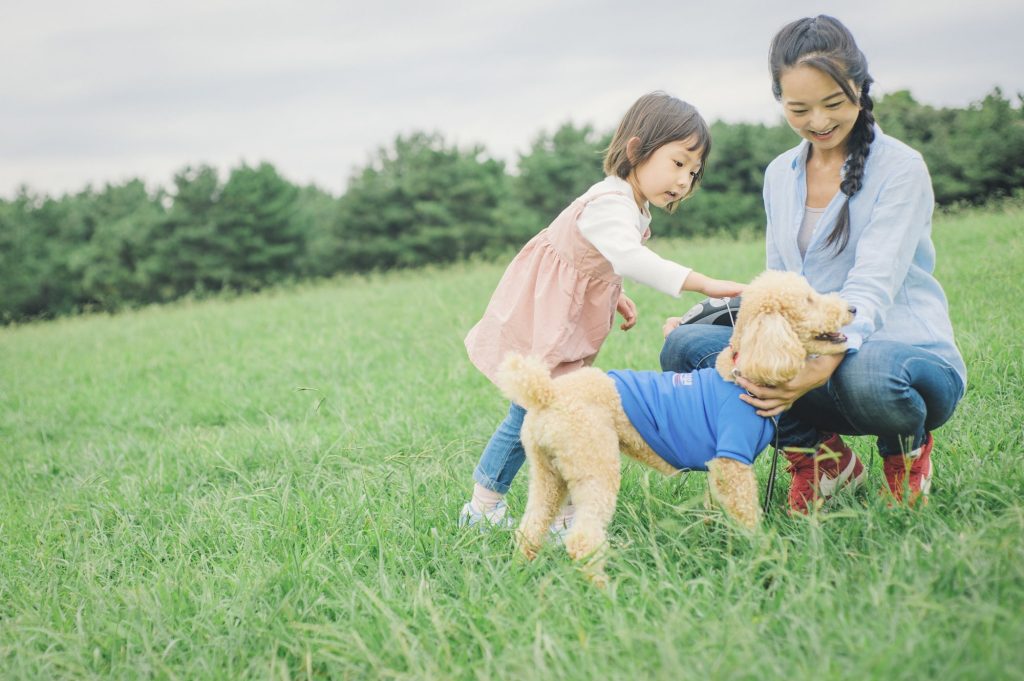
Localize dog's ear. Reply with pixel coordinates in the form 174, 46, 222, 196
735, 311, 804, 387
715, 344, 737, 382
716, 309, 749, 383
716, 312, 747, 382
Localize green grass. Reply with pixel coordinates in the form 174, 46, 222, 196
1, 204, 1023, 680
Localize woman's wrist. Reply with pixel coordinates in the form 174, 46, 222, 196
804, 353, 844, 389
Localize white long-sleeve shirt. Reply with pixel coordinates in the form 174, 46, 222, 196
576, 176, 691, 297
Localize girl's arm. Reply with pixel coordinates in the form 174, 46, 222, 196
681, 272, 745, 298
579, 194, 743, 298
578, 193, 690, 296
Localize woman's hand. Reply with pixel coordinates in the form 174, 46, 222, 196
662, 316, 682, 338
617, 293, 638, 331
736, 353, 844, 417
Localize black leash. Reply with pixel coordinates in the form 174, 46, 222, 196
762, 416, 781, 516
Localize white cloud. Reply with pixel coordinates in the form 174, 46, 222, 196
2, 0, 1022, 196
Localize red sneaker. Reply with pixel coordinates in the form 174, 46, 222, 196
882, 433, 933, 506
785, 433, 866, 513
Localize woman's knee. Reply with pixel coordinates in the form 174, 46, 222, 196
659, 325, 730, 372
830, 363, 925, 434
830, 345, 962, 434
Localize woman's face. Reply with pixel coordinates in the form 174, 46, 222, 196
778, 64, 862, 154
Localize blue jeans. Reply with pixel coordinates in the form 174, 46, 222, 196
473, 403, 527, 494
660, 325, 965, 456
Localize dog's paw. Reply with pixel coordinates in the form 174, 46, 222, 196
585, 568, 609, 589
515, 533, 541, 561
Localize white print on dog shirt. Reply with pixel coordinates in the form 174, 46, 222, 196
672, 373, 693, 387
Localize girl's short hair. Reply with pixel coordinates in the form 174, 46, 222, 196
603, 92, 711, 211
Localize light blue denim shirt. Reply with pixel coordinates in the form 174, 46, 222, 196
763, 126, 967, 391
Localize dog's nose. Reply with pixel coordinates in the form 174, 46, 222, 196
848, 305, 857, 315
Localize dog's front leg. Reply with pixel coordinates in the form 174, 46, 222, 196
706, 458, 761, 530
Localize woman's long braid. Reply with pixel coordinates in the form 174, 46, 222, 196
825, 82, 876, 253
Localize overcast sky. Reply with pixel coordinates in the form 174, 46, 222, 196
4, 0, 1023, 198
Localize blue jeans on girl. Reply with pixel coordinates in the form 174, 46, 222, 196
659, 325, 964, 456
473, 403, 527, 494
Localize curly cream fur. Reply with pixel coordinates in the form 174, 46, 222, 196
498, 270, 854, 585
715, 270, 853, 386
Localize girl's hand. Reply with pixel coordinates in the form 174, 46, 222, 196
681, 273, 745, 299
702, 278, 746, 299
617, 293, 638, 331
736, 354, 844, 417
662, 316, 682, 338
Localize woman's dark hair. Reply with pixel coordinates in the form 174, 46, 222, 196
769, 15, 875, 254
603, 91, 711, 213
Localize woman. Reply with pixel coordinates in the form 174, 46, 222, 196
660, 15, 966, 512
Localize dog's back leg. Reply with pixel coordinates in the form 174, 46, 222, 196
516, 445, 567, 560
560, 426, 620, 584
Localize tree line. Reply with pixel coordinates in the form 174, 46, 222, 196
2, 88, 1022, 322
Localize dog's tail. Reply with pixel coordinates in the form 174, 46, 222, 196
496, 353, 555, 412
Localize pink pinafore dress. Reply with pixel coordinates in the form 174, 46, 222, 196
465, 187, 651, 385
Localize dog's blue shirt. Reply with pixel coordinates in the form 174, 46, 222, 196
608, 368, 774, 471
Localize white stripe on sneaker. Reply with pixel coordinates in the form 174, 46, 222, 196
818, 452, 858, 498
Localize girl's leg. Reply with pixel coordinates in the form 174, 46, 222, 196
463, 403, 581, 532
460, 403, 527, 527
472, 403, 527, 494
659, 325, 733, 373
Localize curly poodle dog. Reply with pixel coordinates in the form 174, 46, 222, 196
496, 270, 855, 581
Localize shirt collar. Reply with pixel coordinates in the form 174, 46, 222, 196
790, 140, 812, 170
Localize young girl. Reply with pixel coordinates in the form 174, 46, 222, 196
461, 91, 745, 528
661, 16, 966, 511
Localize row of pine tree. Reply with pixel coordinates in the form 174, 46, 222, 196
2, 89, 1022, 322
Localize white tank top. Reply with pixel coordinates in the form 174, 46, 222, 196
798, 205, 827, 257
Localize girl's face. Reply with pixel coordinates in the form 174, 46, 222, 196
629, 136, 703, 209
778, 64, 862, 154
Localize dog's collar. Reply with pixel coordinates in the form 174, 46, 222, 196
728, 344, 742, 379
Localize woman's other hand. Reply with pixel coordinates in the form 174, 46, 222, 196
736, 353, 844, 417
662, 316, 682, 338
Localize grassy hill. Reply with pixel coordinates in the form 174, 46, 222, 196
1, 204, 1022, 679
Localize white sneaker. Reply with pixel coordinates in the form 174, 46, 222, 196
458, 500, 515, 529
